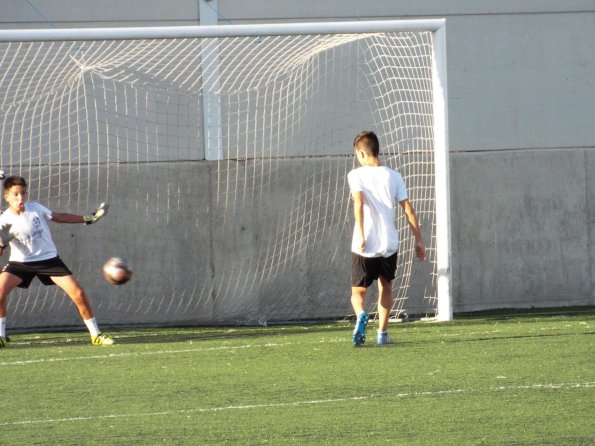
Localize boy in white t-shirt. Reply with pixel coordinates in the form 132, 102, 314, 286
0, 176, 113, 347
348, 131, 426, 346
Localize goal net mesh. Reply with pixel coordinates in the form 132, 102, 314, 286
0, 28, 440, 328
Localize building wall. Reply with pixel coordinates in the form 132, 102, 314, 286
1, 0, 594, 319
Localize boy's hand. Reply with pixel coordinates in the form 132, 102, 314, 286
357, 239, 366, 254
83, 203, 108, 225
0, 223, 14, 248
416, 239, 426, 261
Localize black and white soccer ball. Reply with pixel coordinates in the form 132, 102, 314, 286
103, 257, 133, 285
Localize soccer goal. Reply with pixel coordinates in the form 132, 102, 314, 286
0, 20, 451, 329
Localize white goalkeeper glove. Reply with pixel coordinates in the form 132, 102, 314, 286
83, 203, 108, 225
0, 223, 14, 248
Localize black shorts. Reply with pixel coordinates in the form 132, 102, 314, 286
2, 256, 72, 289
351, 251, 399, 288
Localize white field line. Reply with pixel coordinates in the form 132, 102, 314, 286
0, 382, 593, 428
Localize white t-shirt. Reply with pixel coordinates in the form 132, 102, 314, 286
347, 165, 408, 258
0, 202, 58, 262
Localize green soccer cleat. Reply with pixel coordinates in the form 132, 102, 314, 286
91, 333, 115, 346
0, 336, 6, 348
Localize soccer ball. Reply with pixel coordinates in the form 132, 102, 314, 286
102, 257, 132, 285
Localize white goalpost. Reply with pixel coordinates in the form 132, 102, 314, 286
0, 19, 451, 329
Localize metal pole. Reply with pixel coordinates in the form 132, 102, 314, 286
0, 19, 447, 42
199, 0, 223, 161
431, 23, 453, 321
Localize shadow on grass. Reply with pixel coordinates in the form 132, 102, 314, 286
114, 323, 350, 345
7, 306, 593, 349
396, 330, 595, 348
6, 322, 351, 348
455, 305, 595, 321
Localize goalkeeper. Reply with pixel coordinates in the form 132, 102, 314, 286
0, 175, 113, 347
348, 131, 426, 346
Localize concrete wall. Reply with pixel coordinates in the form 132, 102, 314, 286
7, 159, 360, 329
451, 149, 594, 311
1, 0, 594, 319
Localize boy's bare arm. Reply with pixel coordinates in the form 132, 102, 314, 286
52, 203, 108, 225
352, 191, 365, 253
399, 198, 426, 261
51, 212, 85, 224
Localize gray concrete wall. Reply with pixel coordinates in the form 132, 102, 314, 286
1, 1, 594, 322
7, 160, 359, 328
451, 148, 594, 311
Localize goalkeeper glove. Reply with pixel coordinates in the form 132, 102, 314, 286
83, 203, 108, 225
0, 223, 13, 249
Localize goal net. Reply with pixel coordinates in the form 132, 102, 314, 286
0, 20, 450, 329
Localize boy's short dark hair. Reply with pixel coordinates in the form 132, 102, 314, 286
353, 131, 380, 157
4, 176, 27, 191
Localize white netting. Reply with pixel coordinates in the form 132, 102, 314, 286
0, 27, 442, 328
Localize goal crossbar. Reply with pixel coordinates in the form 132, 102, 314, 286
0, 19, 446, 42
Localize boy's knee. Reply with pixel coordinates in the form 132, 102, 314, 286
351, 286, 367, 296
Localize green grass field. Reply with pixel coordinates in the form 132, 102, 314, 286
1, 309, 593, 445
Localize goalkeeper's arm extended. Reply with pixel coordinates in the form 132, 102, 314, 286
51, 203, 109, 225
83, 203, 108, 225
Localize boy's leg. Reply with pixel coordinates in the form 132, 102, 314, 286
377, 276, 393, 333
376, 275, 395, 345
351, 253, 373, 346
51, 274, 94, 319
0, 272, 22, 317
351, 286, 367, 316
0, 272, 23, 346
351, 286, 369, 346
51, 275, 114, 345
